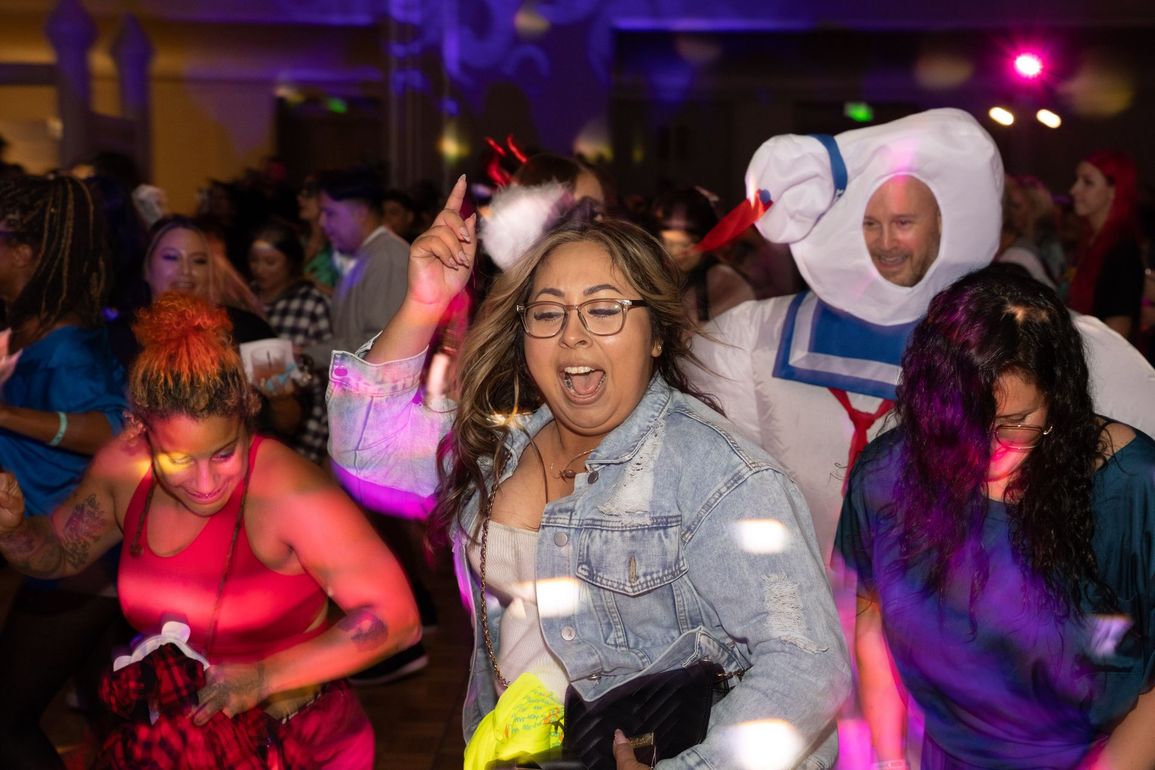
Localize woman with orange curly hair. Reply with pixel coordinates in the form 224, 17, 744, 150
0, 292, 419, 768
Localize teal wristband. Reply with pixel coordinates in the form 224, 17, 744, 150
48, 411, 67, 447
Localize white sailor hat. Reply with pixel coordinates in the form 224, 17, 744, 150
746, 108, 1003, 325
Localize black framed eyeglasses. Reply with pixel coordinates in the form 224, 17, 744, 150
516, 298, 648, 339
992, 422, 1053, 450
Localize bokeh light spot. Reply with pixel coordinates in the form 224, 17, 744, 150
1013, 52, 1044, 79
725, 719, 804, 770
1035, 109, 1061, 129
536, 577, 580, 617
988, 106, 1015, 126
913, 51, 974, 90
736, 519, 790, 554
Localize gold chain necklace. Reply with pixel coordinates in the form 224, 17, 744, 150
546, 421, 595, 480
550, 448, 594, 480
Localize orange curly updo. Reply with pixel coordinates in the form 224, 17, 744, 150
128, 292, 259, 424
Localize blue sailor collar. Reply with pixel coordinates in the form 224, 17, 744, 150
772, 291, 918, 400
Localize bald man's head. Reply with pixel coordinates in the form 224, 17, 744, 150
862, 175, 942, 287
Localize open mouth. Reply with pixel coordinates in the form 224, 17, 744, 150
562, 365, 606, 397
872, 252, 907, 268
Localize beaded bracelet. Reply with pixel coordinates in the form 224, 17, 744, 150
872, 761, 910, 770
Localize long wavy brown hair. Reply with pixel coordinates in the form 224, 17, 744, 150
429, 218, 720, 545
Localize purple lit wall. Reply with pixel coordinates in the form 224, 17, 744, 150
9, 0, 1155, 206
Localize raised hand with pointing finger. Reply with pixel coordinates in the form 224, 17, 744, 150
407, 175, 477, 310
364, 175, 478, 365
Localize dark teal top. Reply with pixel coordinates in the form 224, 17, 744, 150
0, 326, 127, 516
836, 428, 1155, 769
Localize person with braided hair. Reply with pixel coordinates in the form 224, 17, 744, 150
0, 174, 123, 465
0, 173, 129, 768
0, 291, 419, 768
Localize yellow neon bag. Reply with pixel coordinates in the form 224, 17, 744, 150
463, 672, 565, 770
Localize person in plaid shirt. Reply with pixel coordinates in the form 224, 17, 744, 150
250, 218, 332, 463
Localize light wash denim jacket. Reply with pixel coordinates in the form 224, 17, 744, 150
327, 346, 851, 769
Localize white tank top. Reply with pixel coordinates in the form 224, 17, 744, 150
467, 521, 569, 699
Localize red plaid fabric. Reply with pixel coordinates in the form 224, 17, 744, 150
95, 643, 317, 770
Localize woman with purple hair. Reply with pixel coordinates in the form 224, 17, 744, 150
837, 264, 1155, 768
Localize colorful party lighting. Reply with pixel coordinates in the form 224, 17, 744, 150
844, 101, 874, 123
1036, 109, 1062, 129
1013, 52, 1044, 79
438, 130, 468, 163
988, 106, 1015, 126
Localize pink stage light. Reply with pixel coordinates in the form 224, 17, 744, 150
1013, 52, 1044, 79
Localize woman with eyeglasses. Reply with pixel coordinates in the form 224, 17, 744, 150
837, 264, 1155, 769
649, 186, 754, 323
327, 177, 849, 769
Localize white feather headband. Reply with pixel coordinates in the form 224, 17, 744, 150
481, 181, 574, 271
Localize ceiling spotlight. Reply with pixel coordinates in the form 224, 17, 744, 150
1013, 52, 1044, 80
1036, 109, 1062, 128
989, 106, 1015, 126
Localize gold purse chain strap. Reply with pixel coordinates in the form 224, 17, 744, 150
478, 436, 556, 690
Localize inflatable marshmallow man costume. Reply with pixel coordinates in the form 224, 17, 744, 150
691, 108, 1155, 561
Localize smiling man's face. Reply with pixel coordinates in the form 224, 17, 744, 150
862, 175, 942, 287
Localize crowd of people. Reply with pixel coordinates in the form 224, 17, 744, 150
0, 106, 1152, 770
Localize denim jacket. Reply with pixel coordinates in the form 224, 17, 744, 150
328, 345, 851, 769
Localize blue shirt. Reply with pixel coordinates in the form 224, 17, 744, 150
0, 326, 127, 516
837, 428, 1155, 769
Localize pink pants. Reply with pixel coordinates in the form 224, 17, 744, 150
275, 682, 375, 770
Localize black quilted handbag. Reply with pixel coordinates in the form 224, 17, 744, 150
560, 660, 729, 770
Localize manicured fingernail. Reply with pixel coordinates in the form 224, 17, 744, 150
614, 729, 627, 744
458, 227, 471, 242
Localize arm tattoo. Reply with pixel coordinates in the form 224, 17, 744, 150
337, 608, 390, 649
0, 523, 42, 557
0, 494, 109, 578
0, 517, 63, 577
59, 494, 108, 570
